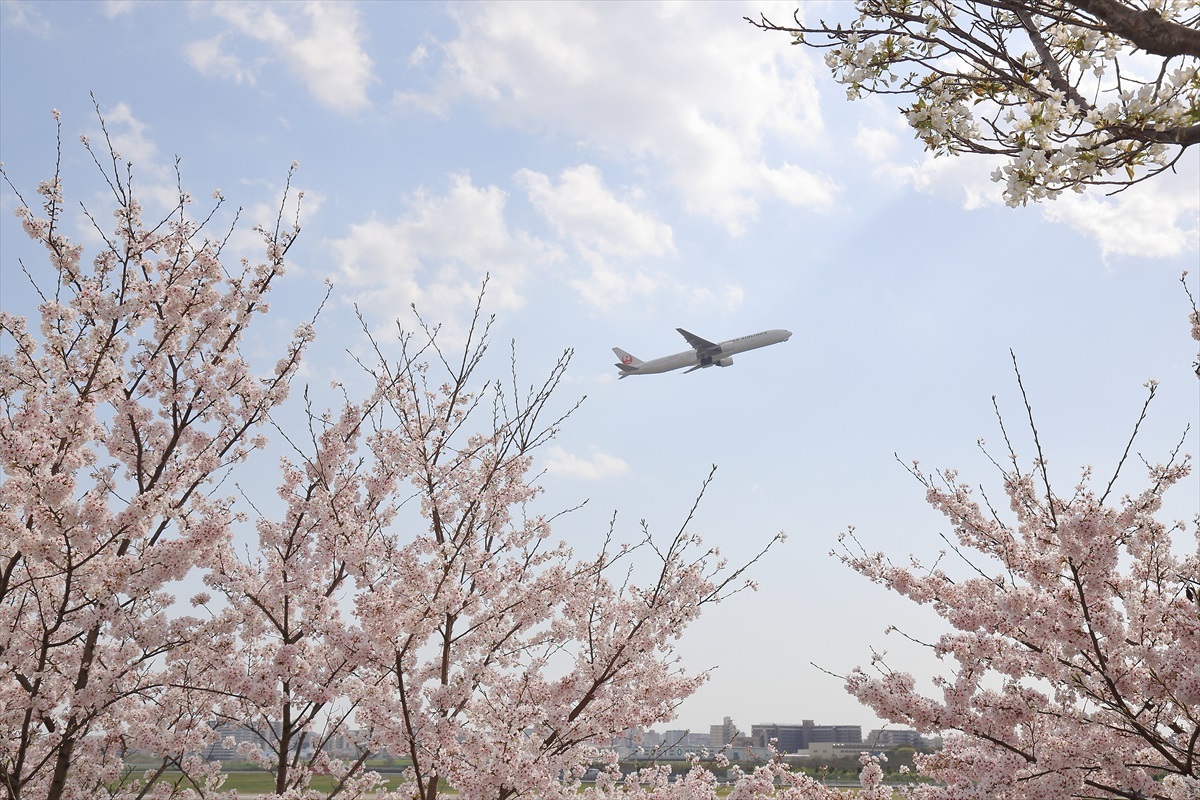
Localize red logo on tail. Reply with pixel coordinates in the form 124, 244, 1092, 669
621, 355, 633, 365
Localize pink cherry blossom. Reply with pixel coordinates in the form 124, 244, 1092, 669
837, 354, 1198, 799
1, 107, 309, 800
2, 110, 806, 800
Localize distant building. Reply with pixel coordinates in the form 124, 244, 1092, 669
204, 722, 270, 762
610, 727, 663, 751
749, 723, 806, 753
865, 728, 928, 749
616, 739, 771, 763
709, 716, 739, 750
749, 720, 862, 753
803, 741, 865, 760
662, 729, 710, 750
324, 730, 371, 759
622, 744, 691, 760
724, 743, 775, 762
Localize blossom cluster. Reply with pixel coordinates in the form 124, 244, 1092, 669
836, 378, 1199, 798
764, 0, 1199, 204
1, 110, 310, 800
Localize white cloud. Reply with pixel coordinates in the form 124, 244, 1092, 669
853, 125, 901, 164
562, 261, 745, 313
1041, 163, 1200, 260
408, 43, 429, 68
223, 184, 320, 277
679, 281, 745, 312
192, 1, 374, 113
879, 136, 1199, 258
2, 1, 51, 37
398, 1, 836, 234
835, 84, 1200, 256
81, 103, 181, 216
326, 172, 561, 329
184, 35, 256, 85
102, 0, 142, 18
514, 164, 742, 311
329, 165, 740, 318
544, 445, 629, 480
516, 165, 674, 260
900, 152, 1003, 212
99, 103, 154, 159
69, 106, 310, 284
757, 161, 838, 208
565, 261, 667, 311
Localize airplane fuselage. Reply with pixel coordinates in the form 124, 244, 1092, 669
614, 328, 791, 377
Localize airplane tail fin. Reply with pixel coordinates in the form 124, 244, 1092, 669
612, 347, 642, 378
612, 347, 643, 367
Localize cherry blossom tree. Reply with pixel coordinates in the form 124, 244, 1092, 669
186, 290, 787, 800
835, 353, 1199, 799
0, 109, 312, 799
184, 384, 381, 798
2, 109, 794, 800
749, 0, 1200, 205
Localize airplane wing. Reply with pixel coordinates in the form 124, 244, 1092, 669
676, 328, 721, 357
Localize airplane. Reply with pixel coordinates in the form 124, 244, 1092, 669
613, 328, 792, 378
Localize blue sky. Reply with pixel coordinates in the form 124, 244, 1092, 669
2, 1, 1197, 735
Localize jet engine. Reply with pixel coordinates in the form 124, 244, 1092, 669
715, 357, 733, 367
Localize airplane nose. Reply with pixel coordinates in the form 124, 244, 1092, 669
782, 330, 792, 339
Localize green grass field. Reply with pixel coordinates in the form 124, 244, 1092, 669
142, 771, 411, 793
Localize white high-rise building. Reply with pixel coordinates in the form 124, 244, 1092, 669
708, 716, 738, 750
